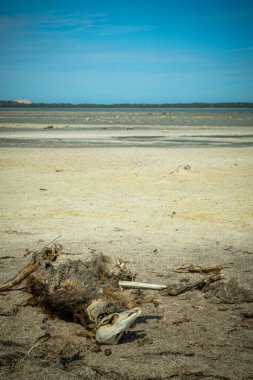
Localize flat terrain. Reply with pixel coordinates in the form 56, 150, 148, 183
1, 108, 253, 127
0, 110, 253, 379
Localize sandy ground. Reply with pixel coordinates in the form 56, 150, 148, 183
0, 115, 253, 379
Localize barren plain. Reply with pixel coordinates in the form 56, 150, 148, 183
0, 109, 253, 379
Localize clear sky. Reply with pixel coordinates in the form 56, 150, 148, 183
0, 0, 253, 103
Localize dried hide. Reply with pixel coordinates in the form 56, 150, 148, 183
26, 254, 125, 328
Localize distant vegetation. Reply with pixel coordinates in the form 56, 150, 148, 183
0, 100, 253, 108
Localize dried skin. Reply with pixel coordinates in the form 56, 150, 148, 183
0, 247, 147, 332
172, 264, 222, 274
0, 262, 39, 291
26, 255, 128, 328
0, 245, 62, 292
160, 273, 222, 296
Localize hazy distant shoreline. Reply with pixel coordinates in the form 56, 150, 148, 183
1, 100, 253, 109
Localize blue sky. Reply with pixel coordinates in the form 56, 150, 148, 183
0, 0, 253, 103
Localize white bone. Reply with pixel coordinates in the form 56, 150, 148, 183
118, 280, 167, 290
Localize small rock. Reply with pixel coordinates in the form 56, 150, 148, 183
104, 348, 112, 356
183, 164, 191, 171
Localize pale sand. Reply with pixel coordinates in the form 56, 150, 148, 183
0, 143, 253, 379
1, 145, 252, 282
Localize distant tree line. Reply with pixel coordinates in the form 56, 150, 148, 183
0, 100, 253, 108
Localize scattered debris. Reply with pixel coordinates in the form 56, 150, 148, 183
114, 258, 136, 280
0, 256, 15, 260
44, 125, 54, 129
169, 164, 192, 175
160, 273, 222, 296
27, 333, 51, 356
119, 272, 223, 296
172, 264, 222, 275
5, 228, 31, 235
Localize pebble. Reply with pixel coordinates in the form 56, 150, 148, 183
104, 348, 112, 356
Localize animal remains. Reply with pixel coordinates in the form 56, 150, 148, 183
0, 245, 155, 344
0, 244, 224, 344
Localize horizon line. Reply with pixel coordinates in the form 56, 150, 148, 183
1, 100, 253, 107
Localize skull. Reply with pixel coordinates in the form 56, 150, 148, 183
95, 307, 142, 344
